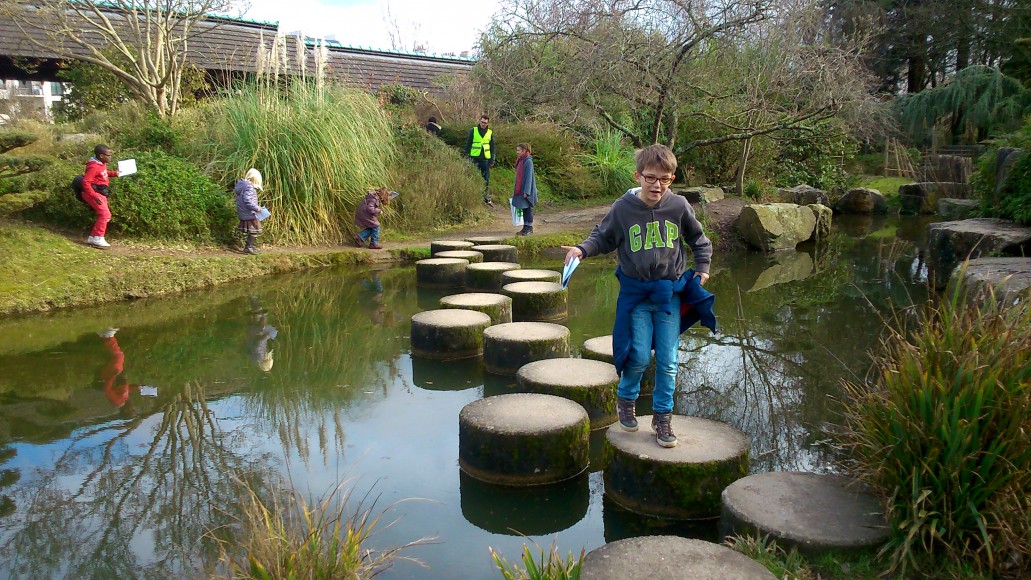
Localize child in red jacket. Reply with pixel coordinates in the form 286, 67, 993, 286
353, 187, 395, 250
81, 144, 119, 248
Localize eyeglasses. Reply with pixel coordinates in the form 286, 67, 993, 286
641, 174, 674, 186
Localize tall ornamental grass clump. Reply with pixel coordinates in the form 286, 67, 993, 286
578, 130, 637, 194
842, 292, 1030, 575
205, 82, 396, 245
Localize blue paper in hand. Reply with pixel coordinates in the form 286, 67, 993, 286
561, 256, 580, 289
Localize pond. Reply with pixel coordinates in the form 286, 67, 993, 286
0, 215, 935, 578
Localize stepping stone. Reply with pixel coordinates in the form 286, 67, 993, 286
516, 358, 618, 430
440, 292, 512, 325
470, 243, 518, 263
460, 471, 589, 536
604, 416, 750, 519
466, 262, 522, 292
416, 257, 469, 290
720, 472, 888, 556
410, 309, 491, 360
503, 281, 568, 321
483, 322, 570, 376
466, 235, 507, 245
581, 335, 653, 395
581, 536, 774, 579
435, 250, 483, 263
459, 393, 590, 485
431, 240, 475, 255
502, 268, 561, 285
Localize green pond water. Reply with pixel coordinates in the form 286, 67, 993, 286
0, 215, 934, 578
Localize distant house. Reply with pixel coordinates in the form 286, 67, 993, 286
0, 7, 474, 121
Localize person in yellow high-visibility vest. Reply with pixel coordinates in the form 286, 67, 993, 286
465, 114, 496, 206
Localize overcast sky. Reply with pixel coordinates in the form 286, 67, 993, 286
242, 0, 503, 55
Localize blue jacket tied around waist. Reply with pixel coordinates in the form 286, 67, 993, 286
612, 268, 717, 375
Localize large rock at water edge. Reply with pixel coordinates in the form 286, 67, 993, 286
808, 204, 832, 242
937, 198, 980, 220
834, 188, 889, 214
899, 182, 972, 214
738, 203, 817, 251
777, 184, 829, 206
948, 257, 1031, 309
677, 185, 725, 204
926, 218, 1031, 288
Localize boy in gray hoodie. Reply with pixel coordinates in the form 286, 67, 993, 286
562, 144, 713, 448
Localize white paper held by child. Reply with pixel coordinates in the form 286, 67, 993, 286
117, 159, 137, 176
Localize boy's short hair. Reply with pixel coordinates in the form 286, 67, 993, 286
94, 144, 112, 157
635, 144, 677, 174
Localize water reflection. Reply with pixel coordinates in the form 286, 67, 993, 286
0, 216, 934, 578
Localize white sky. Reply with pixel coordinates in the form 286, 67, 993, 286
242, 0, 504, 55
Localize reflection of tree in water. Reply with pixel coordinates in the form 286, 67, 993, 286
0, 382, 274, 578
676, 233, 927, 473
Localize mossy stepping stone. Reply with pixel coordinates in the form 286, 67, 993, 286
483, 322, 570, 376
435, 250, 483, 263
466, 262, 521, 292
470, 244, 518, 263
459, 393, 590, 485
410, 309, 491, 360
416, 257, 469, 290
502, 281, 568, 321
582, 335, 653, 395
581, 536, 774, 579
516, 358, 618, 430
720, 472, 889, 556
604, 415, 750, 519
502, 269, 562, 285
440, 292, 512, 325
466, 235, 507, 245
431, 240, 475, 255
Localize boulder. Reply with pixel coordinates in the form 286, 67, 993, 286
948, 257, 1031, 309
776, 184, 829, 206
834, 188, 889, 214
926, 218, 1031, 288
677, 185, 725, 204
808, 203, 832, 242
991, 148, 1026, 207
738, 203, 817, 252
919, 154, 972, 183
937, 198, 980, 220
899, 182, 972, 214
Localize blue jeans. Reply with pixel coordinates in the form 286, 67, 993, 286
358, 226, 380, 245
616, 294, 680, 414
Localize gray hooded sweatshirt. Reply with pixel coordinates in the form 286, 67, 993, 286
577, 188, 712, 281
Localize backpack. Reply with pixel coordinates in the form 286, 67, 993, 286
70, 175, 89, 206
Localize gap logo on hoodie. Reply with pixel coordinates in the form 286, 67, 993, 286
628, 221, 679, 252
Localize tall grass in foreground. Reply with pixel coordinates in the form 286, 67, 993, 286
213, 480, 432, 579
842, 291, 1030, 576
577, 130, 637, 195
205, 81, 396, 245
490, 542, 584, 579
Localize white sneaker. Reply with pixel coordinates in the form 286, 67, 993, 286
97, 328, 119, 339
87, 236, 111, 248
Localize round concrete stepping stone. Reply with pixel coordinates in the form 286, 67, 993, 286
483, 322, 570, 376
459, 393, 590, 485
502, 268, 561, 285
466, 262, 522, 292
470, 243, 518, 263
416, 257, 469, 290
466, 235, 507, 245
720, 472, 888, 556
582, 335, 654, 395
440, 292, 512, 325
430, 240, 475, 255
516, 358, 618, 430
434, 249, 483, 263
604, 416, 750, 519
460, 471, 589, 535
410, 309, 492, 360
503, 281, 568, 321
581, 536, 774, 579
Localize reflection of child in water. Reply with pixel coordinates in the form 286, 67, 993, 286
360, 273, 398, 327
247, 298, 278, 372
97, 328, 132, 409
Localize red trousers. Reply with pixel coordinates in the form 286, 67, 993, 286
82, 193, 111, 237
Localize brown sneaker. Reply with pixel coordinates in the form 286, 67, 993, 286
353, 234, 364, 247
617, 397, 638, 431
651, 413, 678, 448
368, 243, 383, 250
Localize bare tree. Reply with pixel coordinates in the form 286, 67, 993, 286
0, 0, 241, 118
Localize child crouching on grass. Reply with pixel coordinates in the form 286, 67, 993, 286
353, 186, 394, 250
561, 144, 716, 449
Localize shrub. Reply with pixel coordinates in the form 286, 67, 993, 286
28, 151, 234, 243
490, 542, 584, 580
578, 130, 637, 195
772, 122, 860, 193
201, 81, 396, 245
76, 101, 184, 153
842, 292, 1031, 576
972, 119, 1031, 225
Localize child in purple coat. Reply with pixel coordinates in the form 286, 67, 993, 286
354, 187, 394, 250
